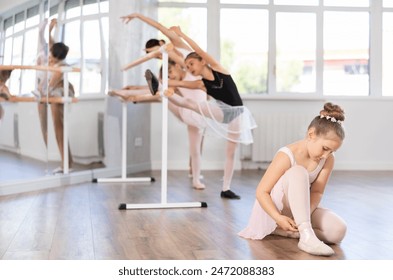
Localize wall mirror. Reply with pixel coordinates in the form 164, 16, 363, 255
0, 0, 108, 194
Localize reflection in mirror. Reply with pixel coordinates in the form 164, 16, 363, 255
0, 1, 50, 183
0, 0, 107, 191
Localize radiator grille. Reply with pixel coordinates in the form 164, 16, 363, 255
251, 113, 312, 162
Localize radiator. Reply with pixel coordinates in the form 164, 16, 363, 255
251, 113, 313, 162
14, 113, 19, 149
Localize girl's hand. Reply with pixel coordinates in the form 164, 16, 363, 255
49, 18, 57, 31
121, 13, 138, 24
169, 26, 181, 35
276, 215, 298, 232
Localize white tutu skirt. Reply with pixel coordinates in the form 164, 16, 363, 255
197, 99, 257, 145
238, 177, 285, 240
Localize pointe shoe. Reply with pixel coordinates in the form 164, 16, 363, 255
193, 182, 206, 190
298, 240, 335, 256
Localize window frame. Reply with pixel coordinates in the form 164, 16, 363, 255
158, 0, 390, 98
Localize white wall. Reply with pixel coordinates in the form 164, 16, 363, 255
0, 98, 105, 163
105, 0, 158, 170
151, 97, 393, 171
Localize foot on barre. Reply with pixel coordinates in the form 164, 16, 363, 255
145, 69, 159, 96
164, 88, 174, 97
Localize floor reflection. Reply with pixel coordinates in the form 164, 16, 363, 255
0, 150, 104, 183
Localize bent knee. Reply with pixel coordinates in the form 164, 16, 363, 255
284, 165, 309, 188
314, 211, 347, 244
286, 165, 308, 177
324, 222, 347, 244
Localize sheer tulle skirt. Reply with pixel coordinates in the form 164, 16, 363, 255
197, 100, 257, 145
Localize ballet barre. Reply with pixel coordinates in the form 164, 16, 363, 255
112, 44, 207, 210
0, 95, 78, 103
0, 64, 80, 73
0, 64, 80, 175
92, 89, 156, 184
93, 48, 174, 184
121, 43, 174, 71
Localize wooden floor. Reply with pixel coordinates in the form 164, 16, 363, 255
0, 150, 104, 183
1, 169, 393, 260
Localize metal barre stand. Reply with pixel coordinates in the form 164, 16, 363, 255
91, 98, 155, 184
100, 45, 207, 210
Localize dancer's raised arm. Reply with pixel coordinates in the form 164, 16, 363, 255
121, 13, 191, 51
169, 26, 229, 75
49, 18, 57, 49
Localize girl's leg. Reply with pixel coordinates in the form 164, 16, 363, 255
51, 103, 73, 170
220, 139, 240, 199
168, 102, 202, 184
38, 103, 48, 146
168, 101, 181, 120
188, 125, 205, 189
221, 119, 242, 199
311, 208, 347, 244
283, 166, 334, 256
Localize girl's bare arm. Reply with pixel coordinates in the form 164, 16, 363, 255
169, 26, 229, 75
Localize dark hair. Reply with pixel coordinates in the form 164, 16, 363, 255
0, 70, 12, 83
145, 38, 166, 53
50, 42, 69, 60
185, 52, 202, 62
159, 59, 177, 79
308, 102, 345, 140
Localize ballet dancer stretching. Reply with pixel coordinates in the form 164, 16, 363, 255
238, 102, 347, 256
121, 13, 207, 189
144, 26, 257, 199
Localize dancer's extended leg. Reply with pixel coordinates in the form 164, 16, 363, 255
283, 165, 334, 256
145, 69, 224, 121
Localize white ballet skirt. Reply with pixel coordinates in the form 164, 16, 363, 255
174, 46, 257, 144
197, 99, 257, 145
238, 146, 326, 240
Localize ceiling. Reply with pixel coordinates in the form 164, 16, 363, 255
0, 0, 30, 16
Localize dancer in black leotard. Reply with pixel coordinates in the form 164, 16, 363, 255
145, 26, 257, 200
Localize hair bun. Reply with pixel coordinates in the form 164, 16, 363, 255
320, 102, 345, 122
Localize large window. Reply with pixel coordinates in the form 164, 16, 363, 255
323, 12, 369, 96
221, 9, 268, 94
159, 0, 388, 97
276, 12, 316, 93
61, 0, 109, 96
158, 7, 207, 50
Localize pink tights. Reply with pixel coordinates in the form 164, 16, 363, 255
282, 165, 346, 245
